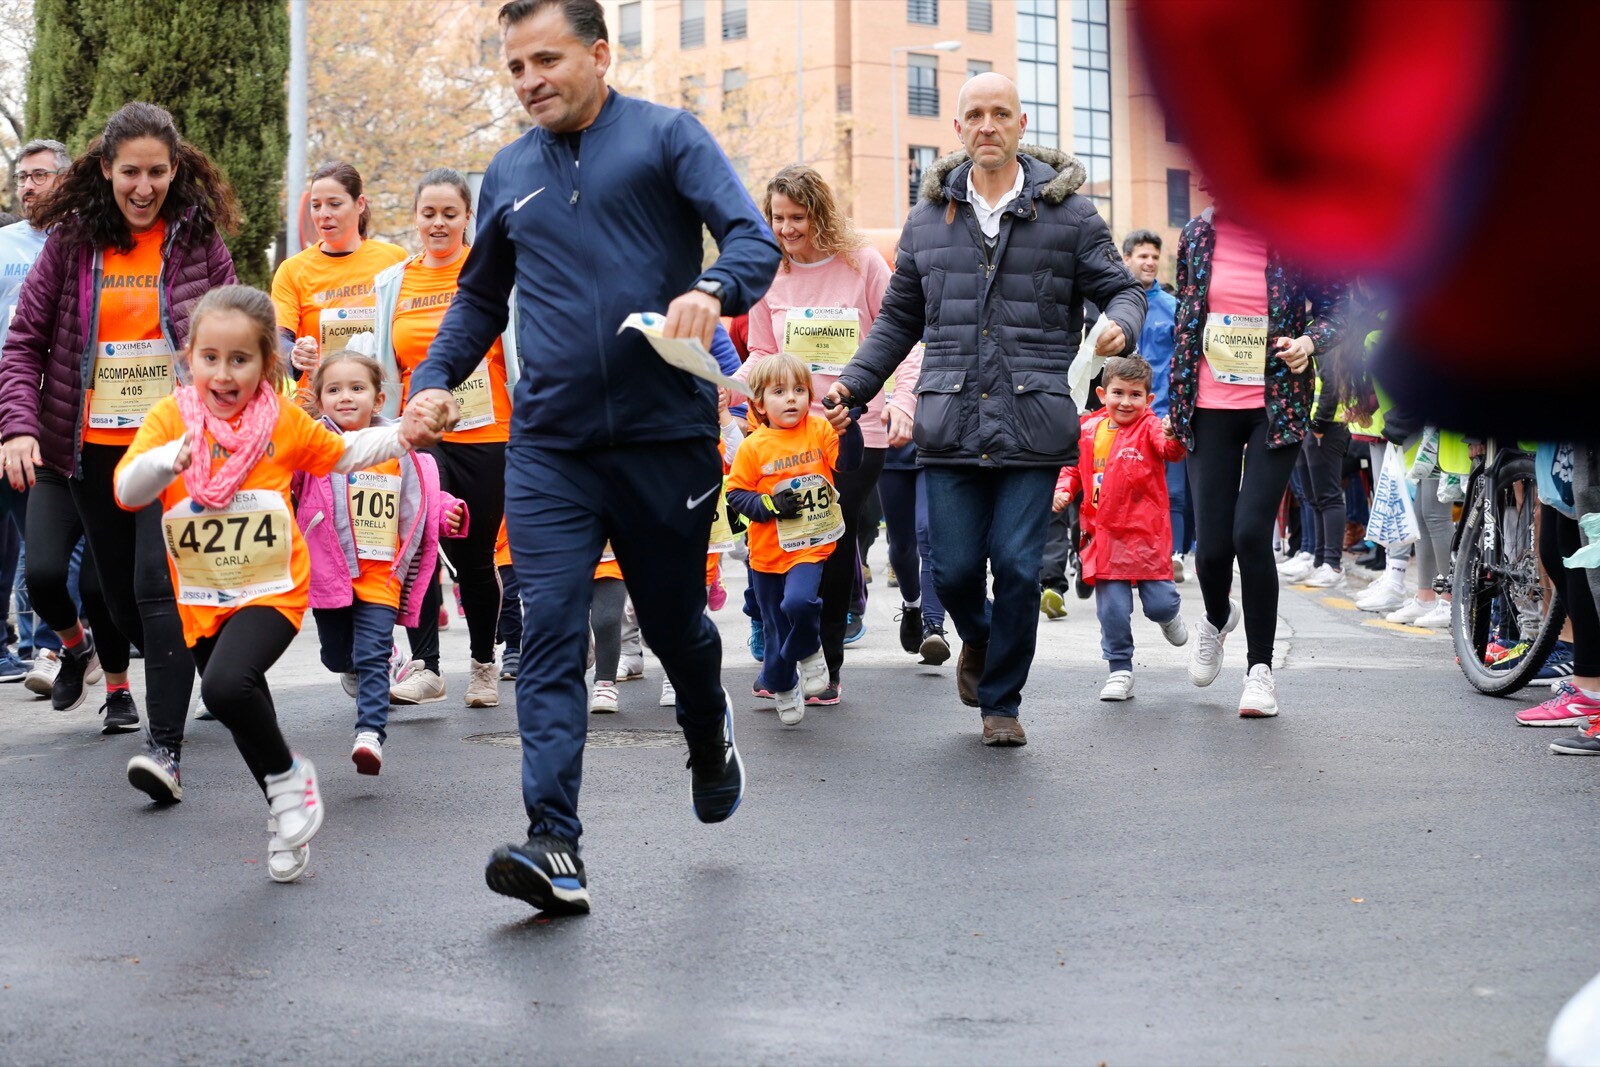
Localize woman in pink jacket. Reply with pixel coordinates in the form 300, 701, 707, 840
742, 165, 921, 705
294, 351, 466, 776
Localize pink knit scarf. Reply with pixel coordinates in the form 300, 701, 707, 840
173, 384, 280, 509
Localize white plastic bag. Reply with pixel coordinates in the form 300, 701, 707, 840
1367, 443, 1421, 551
1067, 313, 1111, 410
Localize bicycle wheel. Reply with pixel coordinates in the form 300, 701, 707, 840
1451, 453, 1566, 694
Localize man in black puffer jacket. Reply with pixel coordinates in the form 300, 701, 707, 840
826, 73, 1143, 747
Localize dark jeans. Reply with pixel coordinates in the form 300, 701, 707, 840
496, 563, 522, 651
314, 598, 400, 741
505, 439, 727, 846
193, 607, 298, 788
1167, 457, 1194, 555
925, 465, 1056, 718
819, 447, 886, 682
1540, 504, 1600, 677
407, 441, 506, 670
1300, 424, 1350, 568
878, 465, 945, 629
1189, 408, 1301, 669
750, 561, 825, 694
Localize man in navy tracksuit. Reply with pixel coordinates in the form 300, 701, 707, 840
406, 0, 780, 916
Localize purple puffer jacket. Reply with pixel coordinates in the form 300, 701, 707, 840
0, 213, 236, 476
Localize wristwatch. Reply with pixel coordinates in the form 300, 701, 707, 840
692, 278, 725, 304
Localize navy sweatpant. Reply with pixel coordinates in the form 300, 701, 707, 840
505, 439, 726, 846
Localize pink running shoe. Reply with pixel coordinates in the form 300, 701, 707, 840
707, 579, 728, 612
1516, 682, 1600, 727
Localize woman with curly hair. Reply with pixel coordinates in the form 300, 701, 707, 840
0, 101, 239, 802
740, 165, 922, 707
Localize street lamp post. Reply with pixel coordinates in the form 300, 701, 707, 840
890, 39, 962, 229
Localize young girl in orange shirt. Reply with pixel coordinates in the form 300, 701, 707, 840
114, 286, 438, 883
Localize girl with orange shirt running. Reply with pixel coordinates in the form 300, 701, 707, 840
113, 286, 440, 882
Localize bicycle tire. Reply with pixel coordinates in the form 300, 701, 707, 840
1451, 453, 1566, 694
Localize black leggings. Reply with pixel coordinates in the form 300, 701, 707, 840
1189, 408, 1302, 669
23, 471, 127, 671
193, 607, 297, 789
819, 447, 887, 681
1540, 504, 1600, 678
407, 441, 506, 669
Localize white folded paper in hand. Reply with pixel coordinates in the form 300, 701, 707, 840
619, 312, 752, 398
1067, 313, 1111, 410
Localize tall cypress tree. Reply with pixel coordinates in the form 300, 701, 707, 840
24, 0, 288, 287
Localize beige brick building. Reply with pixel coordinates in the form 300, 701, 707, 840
602, 0, 1206, 279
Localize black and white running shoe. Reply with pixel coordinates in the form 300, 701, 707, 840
485, 835, 591, 915
99, 689, 140, 734
686, 689, 744, 824
127, 741, 182, 803
52, 633, 98, 712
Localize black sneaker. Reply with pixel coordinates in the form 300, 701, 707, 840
52, 633, 97, 712
99, 689, 140, 734
500, 645, 520, 681
126, 741, 182, 803
805, 681, 842, 706
919, 624, 952, 666
897, 604, 924, 654
484, 834, 591, 914
686, 690, 744, 824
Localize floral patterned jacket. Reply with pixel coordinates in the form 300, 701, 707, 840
1167, 207, 1346, 451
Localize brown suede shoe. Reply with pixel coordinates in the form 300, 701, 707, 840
957, 642, 986, 707
981, 715, 1027, 746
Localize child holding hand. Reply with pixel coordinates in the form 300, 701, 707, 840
725, 355, 861, 725
114, 286, 438, 883
1056, 356, 1190, 703
296, 350, 468, 776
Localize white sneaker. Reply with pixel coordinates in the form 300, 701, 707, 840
590, 681, 619, 714
264, 756, 323, 849
266, 816, 310, 883
341, 671, 359, 698
85, 649, 103, 686
465, 659, 499, 707
23, 648, 59, 696
617, 654, 644, 682
1159, 614, 1189, 647
775, 687, 804, 725
390, 664, 445, 704
388, 644, 413, 685
659, 678, 676, 707
798, 650, 828, 697
1189, 599, 1241, 688
351, 731, 383, 775
1171, 554, 1186, 584
1414, 600, 1452, 629
1356, 574, 1408, 613
1276, 551, 1314, 578
1099, 670, 1134, 701
1279, 557, 1317, 584
1239, 664, 1279, 717
1301, 564, 1346, 589
1385, 597, 1428, 624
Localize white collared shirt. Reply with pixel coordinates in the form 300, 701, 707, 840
966, 164, 1025, 240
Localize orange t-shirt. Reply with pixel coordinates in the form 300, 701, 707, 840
115, 394, 347, 646
86, 222, 171, 446
347, 457, 404, 611
270, 239, 408, 353
392, 256, 511, 445
494, 518, 511, 569
725, 414, 841, 574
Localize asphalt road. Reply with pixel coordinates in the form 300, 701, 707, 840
2, 552, 1596, 1065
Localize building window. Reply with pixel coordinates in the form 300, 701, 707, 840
837, 82, 853, 113
909, 145, 937, 208
681, 0, 705, 48
1165, 111, 1181, 144
908, 0, 938, 26
618, 1, 642, 49
967, 59, 992, 78
1070, 0, 1111, 213
1018, 0, 1059, 149
722, 0, 747, 41
968, 0, 993, 33
1167, 168, 1190, 226
680, 74, 705, 116
722, 67, 748, 125
907, 54, 940, 117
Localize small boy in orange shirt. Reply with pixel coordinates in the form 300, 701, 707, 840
726, 354, 862, 726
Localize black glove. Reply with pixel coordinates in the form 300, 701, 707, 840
769, 488, 803, 519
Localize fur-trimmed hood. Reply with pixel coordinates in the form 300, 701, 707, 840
919, 144, 1087, 205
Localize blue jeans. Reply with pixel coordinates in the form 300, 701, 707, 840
749, 561, 824, 693
1094, 579, 1182, 673
925, 466, 1057, 719
313, 599, 399, 742
1167, 457, 1194, 556
496, 563, 522, 651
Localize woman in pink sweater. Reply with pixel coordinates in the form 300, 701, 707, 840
743, 165, 922, 705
